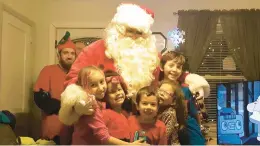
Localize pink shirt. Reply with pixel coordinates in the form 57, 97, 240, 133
72, 103, 110, 145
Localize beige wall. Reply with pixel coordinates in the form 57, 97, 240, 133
0, 0, 48, 82
35, 0, 260, 82
47, 0, 260, 33
1, 0, 260, 82
0, 0, 42, 22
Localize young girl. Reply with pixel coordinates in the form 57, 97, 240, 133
156, 80, 188, 145
128, 86, 167, 145
59, 66, 143, 145
102, 70, 131, 142
159, 51, 205, 145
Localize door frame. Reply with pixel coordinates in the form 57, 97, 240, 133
0, 2, 36, 100
49, 22, 105, 64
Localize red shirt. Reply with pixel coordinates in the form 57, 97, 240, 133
72, 102, 110, 145
34, 64, 66, 139
102, 109, 130, 141
128, 115, 167, 145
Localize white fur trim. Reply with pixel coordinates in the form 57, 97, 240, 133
58, 84, 93, 125
185, 73, 210, 99
112, 4, 154, 33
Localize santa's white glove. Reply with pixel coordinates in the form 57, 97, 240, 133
196, 88, 205, 100
59, 84, 95, 125
185, 73, 210, 99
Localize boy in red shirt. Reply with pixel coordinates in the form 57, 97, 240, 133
128, 86, 167, 145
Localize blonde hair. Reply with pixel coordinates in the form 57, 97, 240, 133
76, 66, 104, 89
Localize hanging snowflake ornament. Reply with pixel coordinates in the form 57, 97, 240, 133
168, 28, 185, 48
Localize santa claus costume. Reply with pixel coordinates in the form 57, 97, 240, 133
60, 2, 210, 143
63, 3, 209, 103
64, 3, 159, 97
59, 3, 159, 145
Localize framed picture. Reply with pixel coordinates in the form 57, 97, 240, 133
152, 32, 167, 54
55, 28, 103, 62
72, 37, 101, 55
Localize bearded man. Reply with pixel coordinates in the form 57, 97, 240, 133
63, 3, 209, 114
34, 32, 76, 144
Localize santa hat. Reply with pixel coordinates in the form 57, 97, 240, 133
112, 3, 154, 33
56, 31, 76, 51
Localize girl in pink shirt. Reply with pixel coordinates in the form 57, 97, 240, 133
59, 66, 143, 145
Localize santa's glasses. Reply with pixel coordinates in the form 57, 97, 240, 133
125, 28, 143, 35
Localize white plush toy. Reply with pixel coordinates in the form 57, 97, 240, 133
59, 84, 95, 125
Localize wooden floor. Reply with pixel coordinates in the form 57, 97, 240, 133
203, 120, 217, 145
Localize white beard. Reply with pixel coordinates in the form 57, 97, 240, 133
105, 26, 159, 96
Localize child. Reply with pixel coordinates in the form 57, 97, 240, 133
102, 70, 131, 142
128, 86, 167, 145
156, 80, 188, 145
159, 51, 206, 145
59, 66, 143, 145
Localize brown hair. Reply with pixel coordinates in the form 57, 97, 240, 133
158, 80, 188, 126
136, 86, 159, 105
159, 51, 186, 81
135, 86, 160, 116
104, 70, 128, 94
76, 66, 104, 89
104, 70, 132, 112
